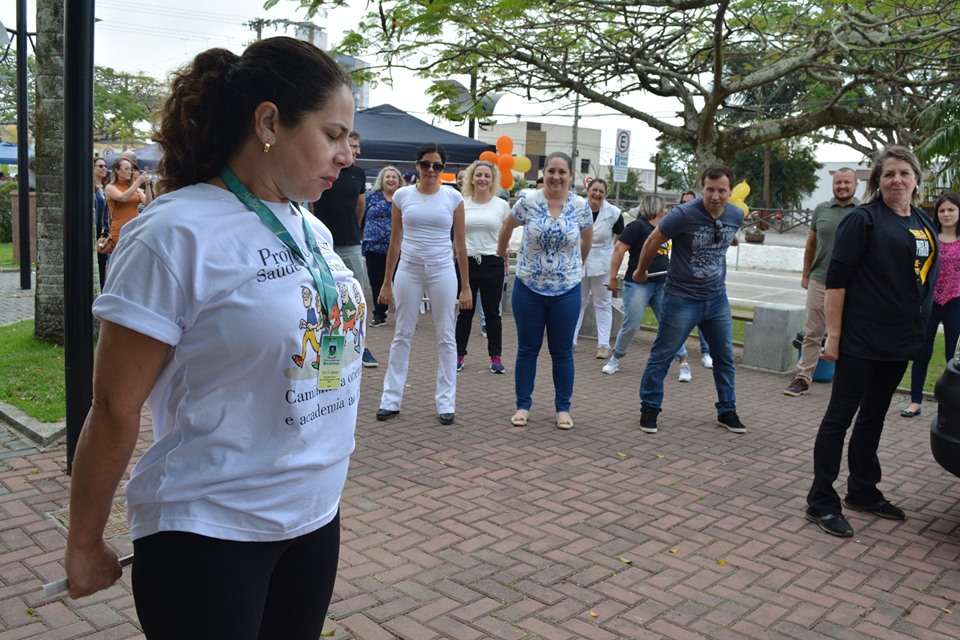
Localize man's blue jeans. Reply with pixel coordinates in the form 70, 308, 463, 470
511, 279, 580, 412
640, 293, 736, 414
613, 281, 687, 362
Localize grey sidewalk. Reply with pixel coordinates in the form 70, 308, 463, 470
0, 269, 34, 327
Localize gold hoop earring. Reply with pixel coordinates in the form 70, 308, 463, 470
263, 142, 272, 153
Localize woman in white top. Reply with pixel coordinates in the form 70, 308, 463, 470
65, 37, 362, 637
573, 178, 624, 359
377, 142, 472, 425
456, 160, 511, 374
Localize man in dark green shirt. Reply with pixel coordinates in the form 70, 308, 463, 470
784, 168, 859, 396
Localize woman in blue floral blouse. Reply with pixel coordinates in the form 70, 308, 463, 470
362, 166, 402, 326
497, 152, 593, 430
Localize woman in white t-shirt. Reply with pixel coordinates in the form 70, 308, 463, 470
573, 178, 624, 359
376, 142, 472, 425
65, 37, 362, 638
455, 160, 510, 374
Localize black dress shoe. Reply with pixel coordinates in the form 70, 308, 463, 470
439, 413, 455, 425
842, 499, 906, 521
804, 511, 854, 537
376, 408, 399, 421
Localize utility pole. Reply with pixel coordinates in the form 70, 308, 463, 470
571, 94, 580, 187
245, 18, 268, 41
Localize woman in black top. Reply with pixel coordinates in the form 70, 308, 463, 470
805, 146, 939, 538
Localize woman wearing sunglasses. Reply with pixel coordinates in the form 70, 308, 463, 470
93, 157, 109, 288
377, 142, 472, 425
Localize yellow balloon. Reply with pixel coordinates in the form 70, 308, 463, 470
513, 155, 532, 173
731, 180, 750, 202
730, 198, 749, 217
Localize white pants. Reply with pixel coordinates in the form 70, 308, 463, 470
380, 259, 459, 414
574, 274, 613, 348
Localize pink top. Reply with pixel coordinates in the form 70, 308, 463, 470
935, 238, 960, 306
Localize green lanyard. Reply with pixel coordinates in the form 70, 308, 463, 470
219, 167, 339, 325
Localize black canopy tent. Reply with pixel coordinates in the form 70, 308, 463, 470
354, 104, 495, 168
126, 105, 496, 180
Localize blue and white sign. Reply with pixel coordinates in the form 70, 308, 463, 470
614, 129, 630, 183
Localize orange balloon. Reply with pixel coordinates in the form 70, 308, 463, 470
479, 150, 498, 163
496, 136, 513, 156
439, 172, 457, 183
498, 154, 515, 173
500, 172, 514, 190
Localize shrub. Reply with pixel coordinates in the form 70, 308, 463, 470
0, 181, 18, 243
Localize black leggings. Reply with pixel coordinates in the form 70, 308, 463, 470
456, 255, 505, 357
132, 512, 340, 640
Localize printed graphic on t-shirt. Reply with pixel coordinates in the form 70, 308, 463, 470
291, 281, 365, 374
911, 227, 936, 284
689, 223, 735, 279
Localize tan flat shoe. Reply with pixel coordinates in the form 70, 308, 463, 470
511, 411, 529, 426
556, 413, 574, 430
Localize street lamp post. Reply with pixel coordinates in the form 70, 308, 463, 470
0, 1, 35, 290
63, 0, 97, 473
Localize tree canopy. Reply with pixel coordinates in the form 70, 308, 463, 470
92, 67, 167, 147
654, 137, 822, 208
0, 60, 165, 146
280, 0, 960, 168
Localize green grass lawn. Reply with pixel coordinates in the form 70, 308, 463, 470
0, 242, 13, 268
0, 320, 66, 422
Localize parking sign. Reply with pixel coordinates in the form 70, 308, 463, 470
614, 129, 631, 183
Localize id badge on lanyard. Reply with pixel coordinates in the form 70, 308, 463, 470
219, 167, 344, 389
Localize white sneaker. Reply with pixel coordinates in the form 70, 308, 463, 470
679, 362, 692, 382
602, 356, 620, 375
701, 354, 713, 369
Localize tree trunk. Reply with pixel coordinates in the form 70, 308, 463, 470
34, 0, 65, 344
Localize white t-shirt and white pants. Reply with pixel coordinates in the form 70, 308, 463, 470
574, 201, 622, 350
380, 185, 463, 414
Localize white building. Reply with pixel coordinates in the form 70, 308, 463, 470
801, 161, 871, 210
478, 121, 601, 189
292, 24, 370, 110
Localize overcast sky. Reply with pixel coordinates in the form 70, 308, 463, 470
1, 0, 857, 168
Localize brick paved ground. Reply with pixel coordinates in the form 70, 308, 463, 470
3, 306, 960, 639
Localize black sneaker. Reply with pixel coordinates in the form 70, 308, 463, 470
842, 499, 905, 521
362, 348, 378, 368
717, 411, 746, 433
783, 377, 810, 396
439, 413, 455, 425
370, 317, 386, 327
376, 408, 399, 421
639, 408, 659, 434
804, 510, 854, 537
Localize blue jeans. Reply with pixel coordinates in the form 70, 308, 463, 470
612, 281, 687, 362
640, 293, 736, 414
512, 279, 580, 412
910, 297, 960, 403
